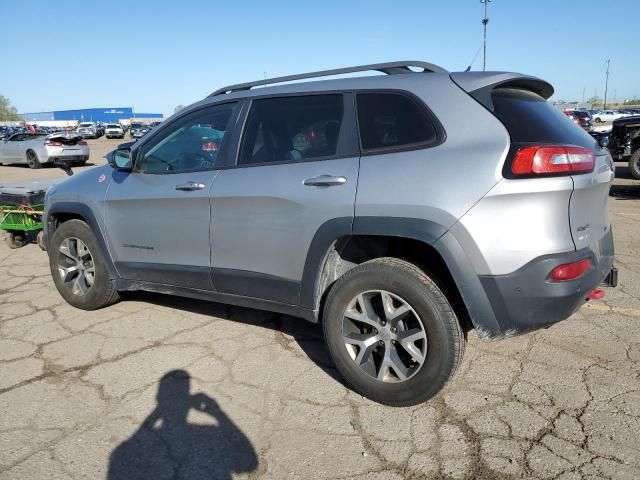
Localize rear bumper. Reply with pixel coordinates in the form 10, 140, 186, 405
478, 227, 614, 336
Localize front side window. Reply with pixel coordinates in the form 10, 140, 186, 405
240, 94, 343, 165
137, 103, 237, 174
356, 93, 438, 151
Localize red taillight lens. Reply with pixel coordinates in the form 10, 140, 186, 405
550, 258, 592, 282
45, 140, 63, 147
511, 146, 595, 176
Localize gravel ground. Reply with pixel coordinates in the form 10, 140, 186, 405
0, 144, 639, 479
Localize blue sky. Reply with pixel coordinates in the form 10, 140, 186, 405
1, 0, 638, 116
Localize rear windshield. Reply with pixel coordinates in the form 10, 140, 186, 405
492, 88, 595, 149
79, 123, 93, 127
130, 123, 143, 128
106, 124, 120, 128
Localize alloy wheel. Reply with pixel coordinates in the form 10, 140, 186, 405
57, 237, 95, 296
342, 290, 427, 383
27, 151, 37, 167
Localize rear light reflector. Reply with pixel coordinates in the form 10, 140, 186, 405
587, 289, 605, 300
550, 258, 592, 282
511, 146, 595, 176
45, 140, 63, 147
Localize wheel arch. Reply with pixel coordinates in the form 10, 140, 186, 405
46, 202, 118, 279
302, 217, 503, 338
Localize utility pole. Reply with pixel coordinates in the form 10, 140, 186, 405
480, 0, 492, 71
603, 59, 610, 110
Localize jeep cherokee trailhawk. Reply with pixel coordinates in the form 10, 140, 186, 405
44, 61, 615, 406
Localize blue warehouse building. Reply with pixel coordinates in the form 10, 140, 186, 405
20, 107, 163, 123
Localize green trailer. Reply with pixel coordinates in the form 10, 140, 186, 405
0, 179, 59, 250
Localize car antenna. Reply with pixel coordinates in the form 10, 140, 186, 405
465, 43, 483, 72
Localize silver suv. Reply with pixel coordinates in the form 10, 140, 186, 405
44, 61, 615, 406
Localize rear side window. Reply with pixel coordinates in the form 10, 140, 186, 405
356, 93, 439, 151
492, 88, 595, 149
240, 95, 344, 165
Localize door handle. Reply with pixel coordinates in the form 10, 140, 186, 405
175, 181, 206, 191
303, 175, 347, 187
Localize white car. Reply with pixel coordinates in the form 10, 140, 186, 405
592, 110, 629, 123
105, 124, 125, 139
0, 133, 89, 169
77, 122, 98, 139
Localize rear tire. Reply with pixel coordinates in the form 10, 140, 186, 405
628, 150, 640, 180
322, 257, 465, 406
26, 150, 42, 169
48, 219, 120, 310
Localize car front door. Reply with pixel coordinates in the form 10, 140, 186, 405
104, 102, 241, 290
1, 134, 24, 162
209, 93, 359, 306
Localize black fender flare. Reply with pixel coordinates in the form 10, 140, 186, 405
46, 201, 118, 280
300, 216, 503, 337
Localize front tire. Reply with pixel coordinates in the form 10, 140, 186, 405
26, 150, 42, 169
322, 258, 465, 406
48, 219, 120, 310
629, 149, 640, 180
594, 117, 603, 123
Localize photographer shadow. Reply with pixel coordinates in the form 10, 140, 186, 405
107, 369, 257, 480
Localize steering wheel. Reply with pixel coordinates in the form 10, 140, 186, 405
177, 151, 215, 170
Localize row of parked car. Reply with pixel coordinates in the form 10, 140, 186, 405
76, 121, 161, 141
0, 121, 164, 143
0, 125, 70, 140
563, 108, 640, 131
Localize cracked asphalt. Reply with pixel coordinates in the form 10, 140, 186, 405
1, 153, 639, 479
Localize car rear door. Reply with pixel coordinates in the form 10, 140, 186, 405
104, 102, 241, 290
209, 93, 359, 306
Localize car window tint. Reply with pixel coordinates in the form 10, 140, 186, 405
137, 103, 237, 174
240, 95, 343, 165
492, 88, 594, 148
356, 93, 437, 151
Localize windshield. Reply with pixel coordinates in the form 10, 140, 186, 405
131, 123, 143, 128
106, 124, 120, 128
79, 123, 93, 127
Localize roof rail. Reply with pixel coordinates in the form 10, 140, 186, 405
209, 61, 448, 97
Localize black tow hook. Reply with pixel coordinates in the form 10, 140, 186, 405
602, 267, 618, 288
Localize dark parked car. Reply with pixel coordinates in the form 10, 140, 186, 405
0, 126, 14, 140
563, 111, 592, 131
609, 115, 640, 179
129, 122, 146, 139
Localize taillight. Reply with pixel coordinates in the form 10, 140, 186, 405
511, 146, 596, 175
78, 140, 87, 145
45, 140, 63, 147
550, 258, 592, 282
511, 146, 595, 176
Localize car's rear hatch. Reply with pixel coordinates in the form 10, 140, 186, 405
46, 134, 87, 155
48, 133, 84, 146
452, 72, 614, 252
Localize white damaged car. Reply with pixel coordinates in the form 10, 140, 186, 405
0, 132, 90, 169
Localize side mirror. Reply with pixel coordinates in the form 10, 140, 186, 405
107, 148, 132, 171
